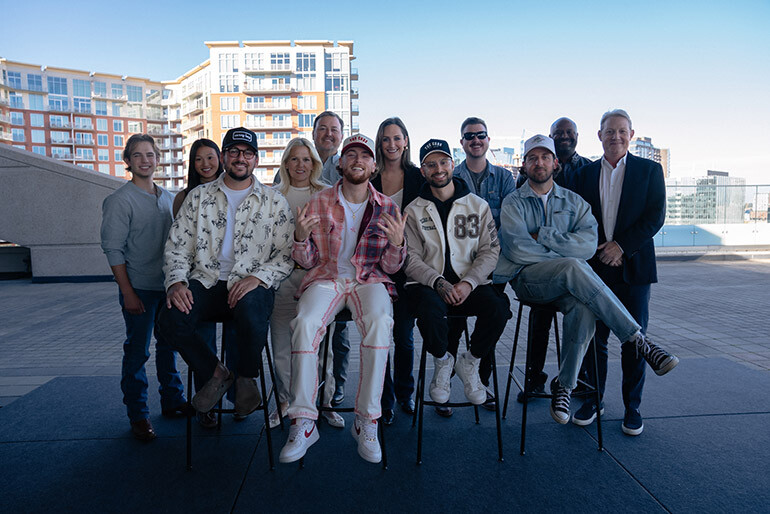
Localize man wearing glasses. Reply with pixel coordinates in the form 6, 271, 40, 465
159, 127, 294, 420
405, 139, 509, 407
450, 117, 517, 414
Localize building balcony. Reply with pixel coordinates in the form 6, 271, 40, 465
243, 102, 292, 113
242, 83, 292, 94
0, 131, 13, 141
73, 123, 94, 131
46, 105, 75, 114
244, 121, 292, 130
51, 152, 74, 160
243, 64, 292, 74
49, 122, 72, 129
256, 158, 281, 167
350, 67, 359, 80
50, 138, 75, 145
0, 114, 10, 125
182, 89, 203, 101
74, 139, 95, 146
259, 138, 290, 148
73, 154, 95, 162
351, 87, 359, 99
181, 117, 204, 132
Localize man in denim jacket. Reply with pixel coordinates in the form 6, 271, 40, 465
494, 135, 678, 425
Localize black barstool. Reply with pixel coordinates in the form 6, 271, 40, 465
301, 308, 388, 470
412, 315, 504, 464
185, 321, 283, 471
503, 299, 603, 455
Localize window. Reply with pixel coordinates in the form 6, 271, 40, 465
220, 97, 240, 111
11, 112, 24, 125
73, 79, 90, 98
31, 130, 46, 143
114, 135, 124, 147
97, 134, 109, 146
128, 121, 142, 133
94, 100, 107, 115
111, 83, 123, 99
76, 148, 94, 160
271, 76, 290, 90
27, 74, 43, 92
51, 131, 69, 143
48, 95, 68, 111
270, 53, 290, 71
112, 103, 122, 116
115, 164, 124, 174
8, 71, 22, 89
246, 114, 265, 128
296, 73, 316, 90
218, 52, 238, 73
73, 97, 91, 114
299, 113, 316, 128
98, 164, 110, 173
10, 92, 24, 108
273, 114, 290, 127
96, 118, 107, 131
50, 115, 69, 128
325, 75, 348, 92
47, 76, 68, 95
113, 120, 123, 132
30, 113, 44, 127
245, 97, 265, 109
80, 163, 94, 170
272, 131, 291, 142
274, 96, 291, 108
220, 115, 239, 129
11, 128, 25, 142
114, 150, 122, 161
29, 94, 44, 110
32, 146, 46, 156
93, 81, 107, 97
126, 85, 142, 102
219, 74, 239, 93
75, 117, 92, 129
325, 52, 343, 72
98, 148, 109, 161
244, 52, 265, 71
296, 52, 316, 72
298, 95, 317, 110
51, 147, 69, 158
76, 133, 94, 145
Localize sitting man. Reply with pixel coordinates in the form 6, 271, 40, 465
494, 135, 678, 424
159, 127, 294, 418
405, 139, 510, 407
279, 134, 407, 464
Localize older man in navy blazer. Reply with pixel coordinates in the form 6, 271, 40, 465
570, 109, 670, 436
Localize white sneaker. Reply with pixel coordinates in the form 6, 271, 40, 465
454, 351, 486, 405
321, 409, 345, 428
351, 416, 382, 463
429, 354, 454, 403
279, 418, 319, 463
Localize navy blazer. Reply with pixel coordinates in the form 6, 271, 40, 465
572, 153, 665, 286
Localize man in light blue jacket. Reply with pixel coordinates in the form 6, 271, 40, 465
494, 135, 677, 425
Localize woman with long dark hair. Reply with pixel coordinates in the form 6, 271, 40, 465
172, 138, 225, 216
371, 117, 425, 424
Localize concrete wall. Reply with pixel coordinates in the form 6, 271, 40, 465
0, 146, 123, 280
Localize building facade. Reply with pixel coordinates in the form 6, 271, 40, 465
666, 171, 746, 224
0, 39, 359, 189
630, 136, 670, 178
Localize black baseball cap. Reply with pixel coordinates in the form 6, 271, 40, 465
419, 139, 452, 163
222, 127, 259, 152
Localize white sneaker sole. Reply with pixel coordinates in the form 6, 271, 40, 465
550, 405, 570, 425
654, 355, 679, 376
571, 408, 605, 427
622, 423, 644, 436
278, 426, 319, 463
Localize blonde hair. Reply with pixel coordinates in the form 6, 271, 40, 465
276, 138, 325, 195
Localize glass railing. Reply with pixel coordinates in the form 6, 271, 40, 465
655, 184, 770, 247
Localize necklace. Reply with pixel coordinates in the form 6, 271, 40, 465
340, 193, 367, 220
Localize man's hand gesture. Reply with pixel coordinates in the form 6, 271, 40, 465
294, 205, 320, 242
378, 207, 408, 247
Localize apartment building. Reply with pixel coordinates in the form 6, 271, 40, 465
630, 136, 670, 178
0, 39, 359, 189
0, 58, 184, 185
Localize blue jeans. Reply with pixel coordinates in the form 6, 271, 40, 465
119, 289, 185, 422
511, 258, 640, 390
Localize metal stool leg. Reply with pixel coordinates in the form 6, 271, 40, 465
491, 352, 504, 462
520, 308, 535, 455
258, 352, 275, 470
416, 345, 428, 465
503, 303, 524, 420
591, 337, 603, 451
264, 343, 284, 431
186, 371, 193, 470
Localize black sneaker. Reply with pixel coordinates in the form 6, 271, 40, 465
571, 401, 604, 426
627, 336, 679, 376
331, 385, 345, 406
622, 408, 644, 436
517, 382, 546, 403
549, 378, 571, 425
480, 389, 496, 411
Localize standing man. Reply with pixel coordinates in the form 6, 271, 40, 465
570, 109, 668, 436
159, 127, 294, 419
405, 139, 509, 407
279, 134, 406, 464
494, 134, 677, 425
516, 117, 594, 403
101, 134, 186, 441
449, 116, 517, 414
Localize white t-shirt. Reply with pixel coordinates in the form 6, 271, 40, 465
337, 191, 367, 280
536, 188, 551, 212
389, 188, 404, 209
218, 181, 253, 280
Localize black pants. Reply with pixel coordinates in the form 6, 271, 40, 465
158, 280, 274, 384
409, 284, 510, 361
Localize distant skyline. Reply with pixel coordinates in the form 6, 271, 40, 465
2, 0, 768, 183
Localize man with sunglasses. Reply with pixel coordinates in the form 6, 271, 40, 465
159, 127, 294, 421
450, 117, 517, 415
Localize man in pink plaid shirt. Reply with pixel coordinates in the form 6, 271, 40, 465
279, 133, 407, 465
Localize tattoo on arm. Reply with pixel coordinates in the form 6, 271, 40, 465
434, 277, 454, 302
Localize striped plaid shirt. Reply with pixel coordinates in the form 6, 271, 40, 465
292, 182, 406, 298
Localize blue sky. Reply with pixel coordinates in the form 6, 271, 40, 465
3, 0, 769, 182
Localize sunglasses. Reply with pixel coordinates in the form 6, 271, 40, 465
462, 131, 488, 141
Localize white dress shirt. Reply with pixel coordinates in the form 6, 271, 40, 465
599, 153, 627, 243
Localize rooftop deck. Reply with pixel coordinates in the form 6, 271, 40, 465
1, 259, 768, 512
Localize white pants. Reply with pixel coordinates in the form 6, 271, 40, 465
270, 268, 335, 404
288, 279, 393, 421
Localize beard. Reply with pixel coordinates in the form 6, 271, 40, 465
527, 166, 554, 184
426, 174, 451, 189
342, 167, 372, 185
226, 167, 252, 181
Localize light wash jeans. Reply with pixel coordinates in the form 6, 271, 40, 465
511, 257, 640, 389
288, 279, 392, 421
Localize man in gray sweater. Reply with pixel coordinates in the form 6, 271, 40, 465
100, 134, 185, 441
